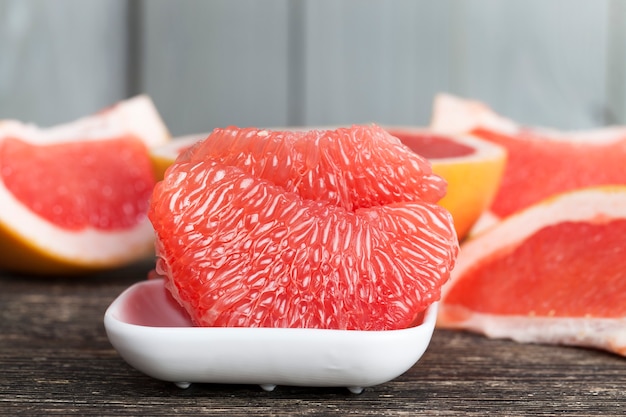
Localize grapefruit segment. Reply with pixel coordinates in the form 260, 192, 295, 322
431, 94, 626, 228
385, 127, 506, 240
149, 125, 459, 330
176, 125, 447, 210
438, 186, 626, 356
0, 95, 170, 274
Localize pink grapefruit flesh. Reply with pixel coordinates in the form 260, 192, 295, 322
438, 186, 626, 356
1, 136, 153, 231
149, 125, 459, 330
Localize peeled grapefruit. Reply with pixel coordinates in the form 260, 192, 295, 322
431, 94, 626, 229
149, 125, 458, 330
149, 127, 507, 241
385, 127, 506, 240
0, 95, 170, 275
437, 186, 626, 356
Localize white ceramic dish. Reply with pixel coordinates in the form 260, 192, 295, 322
104, 279, 437, 393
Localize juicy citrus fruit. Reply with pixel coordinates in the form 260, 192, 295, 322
0, 95, 170, 275
385, 127, 506, 240
437, 186, 626, 355
150, 127, 507, 241
149, 125, 459, 330
431, 94, 626, 229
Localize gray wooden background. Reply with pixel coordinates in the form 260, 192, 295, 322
1, 0, 624, 136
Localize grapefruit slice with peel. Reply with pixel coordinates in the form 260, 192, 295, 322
0, 95, 170, 275
431, 94, 626, 230
385, 127, 506, 240
150, 133, 205, 181
149, 125, 459, 330
438, 186, 626, 356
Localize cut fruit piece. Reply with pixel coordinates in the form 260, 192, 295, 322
150, 133, 205, 181
431, 94, 626, 229
0, 95, 170, 275
385, 127, 506, 240
437, 186, 626, 356
149, 125, 458, 330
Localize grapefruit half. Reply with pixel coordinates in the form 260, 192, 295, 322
149, 125, 459, 330
385, 127, 506, 240
0, 95, 170, 275
431, 94, 626, 230
437, 186, 626, 356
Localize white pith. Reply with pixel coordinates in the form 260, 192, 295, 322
441, 312, 626, 355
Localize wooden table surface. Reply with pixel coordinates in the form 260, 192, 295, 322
1, 260, 625, 416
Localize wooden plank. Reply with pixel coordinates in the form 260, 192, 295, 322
140, 0, 291, 136
1, 267, 626, 415
302, 0, 455, 127
302, 0, 611, 130
0, 1, 618, 133
448, 0, 610, 129
0, 0, 128, 126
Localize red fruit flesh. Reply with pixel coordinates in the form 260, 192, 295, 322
388, 131, 475, 159
150, 125, 458, 330
444, 219, 626, 317
473, 127, 626, 218
1, 136, 155, 230
179, 125, 447, 210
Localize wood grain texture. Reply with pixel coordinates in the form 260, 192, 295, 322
1, 263, 626, 416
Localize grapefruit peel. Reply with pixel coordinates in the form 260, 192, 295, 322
385, 127, 506, 240
430, 93, 626, 233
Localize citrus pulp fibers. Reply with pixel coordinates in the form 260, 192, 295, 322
150, 126, 507, 241
149, 125, 458, 330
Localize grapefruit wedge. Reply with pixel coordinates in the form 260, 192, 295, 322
437, 186, 626, 356
430, 94, 626, 230
0, 95, 170, 275
385, 127, 506, 240
150, 133, 205, 181
149, 125, 458, 330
